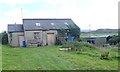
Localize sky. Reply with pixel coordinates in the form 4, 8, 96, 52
0, 0, 119, 32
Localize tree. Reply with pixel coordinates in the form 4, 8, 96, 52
2, 31, 8, 45
108, 35, 119, 45
118, 29, 120, 43
57, 29, 67, 37
57, 24, 80, 38
0, 33, 2, 44
55, 24, 80, 45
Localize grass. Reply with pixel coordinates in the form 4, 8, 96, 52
2, 45, 118, 70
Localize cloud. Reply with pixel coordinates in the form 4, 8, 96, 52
4, 8, 22, 24
0, 0, 119, 32
0, 19, 8, 32
24, 10, 58, 18
0, 0, 40, 5
73, 0, 119, 30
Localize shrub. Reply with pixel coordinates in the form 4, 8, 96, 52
2, 31, 8, 45
67, 24, 80, 39
107, 35, 119, 45
62, 41, 96, 49
61, 41, 96, 53
99, 49, 110, 60
55, 37, 67, 45
55, 38, 62, 45
116, 43, 120, 47
100, 51, 109, 60
79, 42, 96, 49
62, 41, 83, 51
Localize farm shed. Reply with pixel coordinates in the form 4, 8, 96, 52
8, 18, 80, 47
82, 36, 109, 47
8, 24, 24, 47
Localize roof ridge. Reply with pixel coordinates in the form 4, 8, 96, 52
8, 24, 23, 25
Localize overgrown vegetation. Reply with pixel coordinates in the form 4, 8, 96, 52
67, 24, 80, 39
61, 41, 95, 50
60, 40, 119, 61
56, 24, 80, 45
100, 50, 109, 60
0, 44, 1, 71
1, 31, 8, 45
57, 24, 80, 38
107, 35, 119, 45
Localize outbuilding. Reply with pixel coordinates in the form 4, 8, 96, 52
8, 18, 80, 47
82, 36, 110, 47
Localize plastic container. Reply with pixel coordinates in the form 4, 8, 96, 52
67, 36, 74, 41
22, 40, 26, 47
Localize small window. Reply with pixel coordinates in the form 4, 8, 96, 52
36, 23, 41, 26
51, 23, 54, 25
64, 22, 68, 25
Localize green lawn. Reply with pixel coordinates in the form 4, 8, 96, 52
2, 45, 118, 70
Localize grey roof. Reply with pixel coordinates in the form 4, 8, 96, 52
83, 36, 108, 40
8, 24, 23, 32
23, 18, 78, 31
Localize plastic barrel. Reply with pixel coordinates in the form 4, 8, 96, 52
67, 37, 74, 41
22, 40, 26, 47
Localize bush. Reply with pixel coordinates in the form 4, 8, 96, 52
62, 41, 96, 50
67, 24, 80, 39
55, 38, 62, 45
116, 43, 120, 47
79, 42, 96, 49
55, 37, 67, 45
100, 51, 109, 60
62, 41, 83, 51
107, 35, 119, 45
2, 31, 8, 45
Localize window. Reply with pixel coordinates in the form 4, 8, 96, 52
64, 22, 68, 25
34, 32, 39, 39
36, 23, 41, 26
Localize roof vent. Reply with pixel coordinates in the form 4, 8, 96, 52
36, 23, 41, 26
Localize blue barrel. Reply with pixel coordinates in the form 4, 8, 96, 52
67, 36, 74, 41
22, 40, 26, 47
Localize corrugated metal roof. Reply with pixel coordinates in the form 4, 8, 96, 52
7, 18, 80, 32
23, 18, 78, 31
8, 24, 23, 32
83, 36, 108, 40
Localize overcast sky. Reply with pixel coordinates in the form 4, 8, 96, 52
0, 0, 119, 32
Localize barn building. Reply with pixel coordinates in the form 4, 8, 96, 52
8, 18, 80, 47
82, 36, 111, 47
